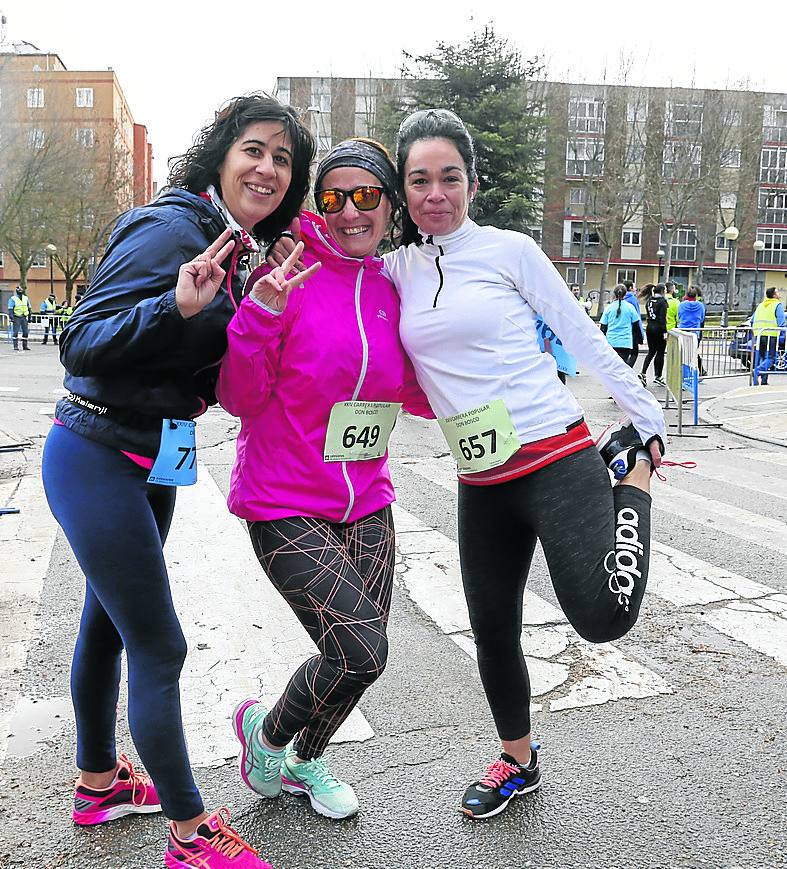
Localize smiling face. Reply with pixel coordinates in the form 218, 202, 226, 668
318, 167, 392, 259
217, 121, 293, 233
403, 137, 477, 238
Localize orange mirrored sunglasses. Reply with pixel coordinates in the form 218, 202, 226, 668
316, 185, 385, 214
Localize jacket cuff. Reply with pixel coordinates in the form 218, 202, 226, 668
246, 293, 283, 317
644, 433, 666, 457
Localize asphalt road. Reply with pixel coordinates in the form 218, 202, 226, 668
0, 341, 785, 869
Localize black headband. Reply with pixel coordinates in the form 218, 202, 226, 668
315, 141, 398, 204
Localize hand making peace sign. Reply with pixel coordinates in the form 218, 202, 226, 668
175, 228, 236, 319
250, 241, 322, 313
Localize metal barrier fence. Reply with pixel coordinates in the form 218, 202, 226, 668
4, 312, 64, 343
677, 326, 755, 381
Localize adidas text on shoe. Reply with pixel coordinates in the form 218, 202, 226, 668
232, 698, 284, 798
165, 808, 273, 868
281, 752, 359, 819
460, 749, 541, 819
596, 419, 654, 481
72, 754, 161, 826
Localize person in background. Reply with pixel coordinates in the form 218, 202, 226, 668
639, 284, 668, 387
677, 287, 707, 376
622, 280, 644, 365
664, 282, 680, 332
753, 287, 786, 385
601, 285, 644, 365
8, 285, 32, 351
40, 292, 61, 345
569, 283, 593, 316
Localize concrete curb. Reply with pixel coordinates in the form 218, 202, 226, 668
0, 426, 33, 481
699, 386, 787, 449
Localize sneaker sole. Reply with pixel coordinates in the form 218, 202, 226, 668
73, 803, 162, 826
281, 779, 359, 820
459, 778, 542, 820
232, 698, 281, 799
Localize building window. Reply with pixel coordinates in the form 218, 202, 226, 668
83, 208, 95, 229
665, 101, 703, 137
758, 229, 787, 265
75, 128, 95, 148
662, 142, 702, 179
621, 229, 642, 246
720, 148, 741, 169
75, 87, 94, 108
627, 98, 647, 125
355, 77, 380, 138
571, 221, 600, 247
759, 189, 787, 224
527, 227, 543, 245
720, 192, 737, 210
568, 186, 586, 205
275, 77, 290, 106
28, 128, 45, 149
660, 225, 697, 262
763, 105, 787, 144
309, 78, 332, 153
566, 138, 604, 176
760, 147, 787, 184
716, 234, 732, 250
27, 87, 44, 108
568, 96, 605, 134
617, 269, 637, 284
566, 266, 586, 285
30, 251, 48, 268
0, 249, 4, 267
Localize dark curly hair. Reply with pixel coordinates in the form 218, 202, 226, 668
167, 93, 315, 242
395, 108, 478, 246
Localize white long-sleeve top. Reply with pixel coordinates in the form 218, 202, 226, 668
384, 219, 667, 447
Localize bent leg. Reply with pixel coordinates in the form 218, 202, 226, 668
249, 515, 390, 759
531, 448, 652, 644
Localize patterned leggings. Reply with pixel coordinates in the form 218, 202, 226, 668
248, 506, 395, 759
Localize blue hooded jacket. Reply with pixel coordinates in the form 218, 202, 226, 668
56, 188, 246, 456
677, 299, 706, 330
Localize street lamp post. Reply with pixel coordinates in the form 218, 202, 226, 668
45, 243, 57, 299
721, 225, 739, 328
752, 238, 765, 315
656, 248, 665, 282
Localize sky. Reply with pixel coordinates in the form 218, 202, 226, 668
3, 0, 786, 188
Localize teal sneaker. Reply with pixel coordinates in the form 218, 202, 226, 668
232, 698, 285, 798
280, 751, 359, 819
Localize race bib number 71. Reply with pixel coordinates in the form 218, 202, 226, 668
437, 400, 520, 474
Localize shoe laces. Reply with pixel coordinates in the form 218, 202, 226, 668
653, 459, 697, 482
117, 753, 153, 807
206, 808, 258, 859
295, 757, 339, 790
479, 757, 520, 789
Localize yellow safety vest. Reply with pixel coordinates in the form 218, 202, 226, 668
666, 296, 680, 331
753, 299, 782, 338
12, 295, 31, 317
62, 305, 74, 324
42, 299, 56, 314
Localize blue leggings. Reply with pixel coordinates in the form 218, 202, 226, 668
42, 424, 203, 821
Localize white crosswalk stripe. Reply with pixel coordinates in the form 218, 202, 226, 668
167, 465, 374, 769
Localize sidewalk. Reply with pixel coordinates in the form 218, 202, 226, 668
0, 426, 31, 482
699, 382, 787, 448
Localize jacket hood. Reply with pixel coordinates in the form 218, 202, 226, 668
148, 187, 227, 237
760, 297, 780, 310
299, 211, 384, 274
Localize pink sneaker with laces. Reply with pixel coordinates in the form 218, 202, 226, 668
72, 753, 161, 826
164, 808, 274, 868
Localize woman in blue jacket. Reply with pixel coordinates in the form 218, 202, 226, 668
41, 94, 314, 869
601, 285, 645, 361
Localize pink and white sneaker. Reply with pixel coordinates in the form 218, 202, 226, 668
165, 808, 273, 868
72, 753, 161, 826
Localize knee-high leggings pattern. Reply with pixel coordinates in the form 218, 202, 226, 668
41, 423, 202, 821
458, 447, 652, 740
248, 506, 395, 759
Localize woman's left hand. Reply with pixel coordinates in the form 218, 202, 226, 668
649, 440, 663, 468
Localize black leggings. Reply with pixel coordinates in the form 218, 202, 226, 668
248, 506, 394, 759
642, 326, 667, 378
458, 447, 652, 740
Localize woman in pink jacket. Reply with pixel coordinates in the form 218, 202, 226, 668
218, 139, 432, 820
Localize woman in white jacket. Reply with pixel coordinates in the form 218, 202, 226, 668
384, 108, 666, 820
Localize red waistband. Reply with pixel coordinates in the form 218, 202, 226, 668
458, 421, 594, 486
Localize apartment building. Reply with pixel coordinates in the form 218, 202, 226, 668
0, 43, 153, 307
276, 75, 787, 311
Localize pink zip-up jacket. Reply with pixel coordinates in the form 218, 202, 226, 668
217, 212, 434, 524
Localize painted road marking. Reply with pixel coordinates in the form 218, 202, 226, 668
392, 504, 673, 712
0, 472, 59, 766
38, 407, 55, 416
166, 465, 374, 769
0, 387, 20, 392
729, 449, 787, 468
666, 454, 787, 503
